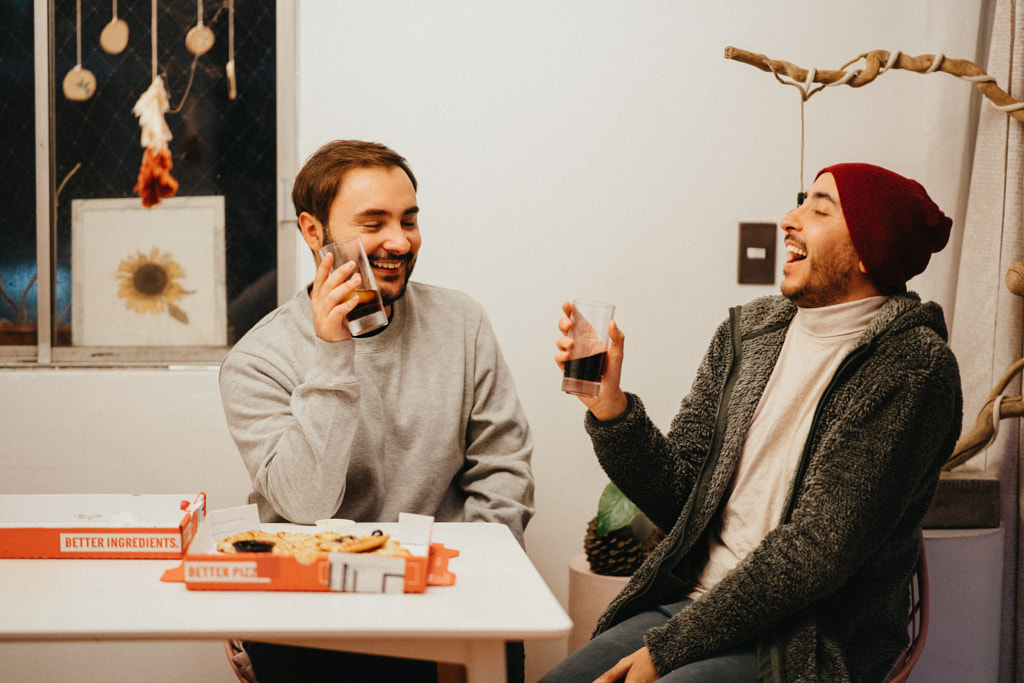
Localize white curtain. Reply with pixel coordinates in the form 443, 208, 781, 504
949, 0, 1024, 680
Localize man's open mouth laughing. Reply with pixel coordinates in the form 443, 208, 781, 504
785, 241, 807, 270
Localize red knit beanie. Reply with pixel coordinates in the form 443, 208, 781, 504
816, 163, 952, 294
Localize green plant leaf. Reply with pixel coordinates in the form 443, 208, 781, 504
595, 482, 640, 536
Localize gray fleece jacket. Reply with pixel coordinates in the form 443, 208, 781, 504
587, 293, 962, 682
219, 281, 535, 545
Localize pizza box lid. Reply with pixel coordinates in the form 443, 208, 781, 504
0, 493, 206, 559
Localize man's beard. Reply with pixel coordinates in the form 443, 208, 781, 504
375, 253, 416, 308
782, 240, 860, 308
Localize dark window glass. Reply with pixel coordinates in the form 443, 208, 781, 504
0, 0, 38, 345
17, 0, 277, 349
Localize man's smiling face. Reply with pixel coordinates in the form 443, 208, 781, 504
779, 172, 877, 308
322, 165, 421, 312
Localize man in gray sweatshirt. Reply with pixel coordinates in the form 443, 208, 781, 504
545, 163, 961, 682
220, 140, 534, 682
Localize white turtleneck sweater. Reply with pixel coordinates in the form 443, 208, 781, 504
691, 296, 888, 597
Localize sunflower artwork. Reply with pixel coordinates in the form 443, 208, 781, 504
116, 248, 193, 324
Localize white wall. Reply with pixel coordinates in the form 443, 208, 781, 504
0, 368, 249, 683
2, 2, 996, 682
0, 368, 250, 507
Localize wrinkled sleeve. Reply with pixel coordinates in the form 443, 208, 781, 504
219, 337, 382, 523
586, 318, 734, 532
459, 310, 535, 546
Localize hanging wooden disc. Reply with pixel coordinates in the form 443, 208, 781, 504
99, 0, 129, 54
185, 0, 214, 56
62, 64, 96, 101
100, 20, 129, 54
64, 0, 95, 101
185, 24, 215, 56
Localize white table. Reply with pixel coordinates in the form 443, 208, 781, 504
0, 522, 571, 683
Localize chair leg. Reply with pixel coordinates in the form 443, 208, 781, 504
437, 662, 468, 683
224, 639, 258, 683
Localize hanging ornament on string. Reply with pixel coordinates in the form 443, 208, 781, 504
132, 0, 178, 208
99, 0, 129, 55
132, 82, 178, 208
185, 0, 215, 57
226, 0, 237, 99
63, 0, 96, 101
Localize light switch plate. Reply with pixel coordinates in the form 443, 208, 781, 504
737, 222, 776, 284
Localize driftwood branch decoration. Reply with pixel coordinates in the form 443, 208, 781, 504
945, 361, 1024, 471
724, 47, 1024, 122
943, 262, 1024, 471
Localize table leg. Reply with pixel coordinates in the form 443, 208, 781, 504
465, 640, 507, 683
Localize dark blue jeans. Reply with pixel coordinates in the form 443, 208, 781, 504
539, 598, 758, 682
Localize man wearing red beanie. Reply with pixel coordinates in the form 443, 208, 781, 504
546, 163, 962, 682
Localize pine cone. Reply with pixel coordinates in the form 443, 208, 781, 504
583, 517, 664, 577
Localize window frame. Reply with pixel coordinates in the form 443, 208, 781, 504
7, 0, 297, 367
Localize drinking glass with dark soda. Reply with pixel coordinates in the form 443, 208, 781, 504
319, 236, 389, 336
562, 299, 615, 397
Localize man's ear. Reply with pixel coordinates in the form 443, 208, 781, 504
858, 261, 869, 274
298, 212, 325, 252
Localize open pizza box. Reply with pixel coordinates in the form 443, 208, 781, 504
161, 506, 459, 593
0, 493, 206, 559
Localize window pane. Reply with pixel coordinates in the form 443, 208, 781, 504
50, 0, 277, 349
0, 0, 38, 346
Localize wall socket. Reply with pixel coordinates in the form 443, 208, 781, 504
737, 222, 777, 285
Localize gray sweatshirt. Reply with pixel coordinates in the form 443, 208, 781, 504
219, 281, 535, 545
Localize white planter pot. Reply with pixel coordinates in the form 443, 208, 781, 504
567, 553, 630, 653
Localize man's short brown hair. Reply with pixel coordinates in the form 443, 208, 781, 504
291, 140, 418, 225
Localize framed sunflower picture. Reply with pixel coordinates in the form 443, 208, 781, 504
71, 196, 227, 346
